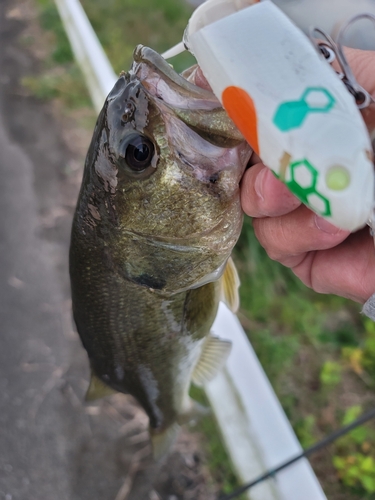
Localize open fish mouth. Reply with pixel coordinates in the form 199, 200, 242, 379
132, 45, 245, 148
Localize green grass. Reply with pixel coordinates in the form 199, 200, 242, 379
80, 0, 195, 74
27, 0, 195, 111
22, 0, 92, 112
37, 0, 74, 64
235, 217, 375, 499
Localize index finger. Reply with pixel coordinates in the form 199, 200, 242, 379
333, 48, 375, 131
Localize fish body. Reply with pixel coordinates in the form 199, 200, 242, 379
69, 46, 252, 456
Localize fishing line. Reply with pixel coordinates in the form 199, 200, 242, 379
218, 406, 375, 500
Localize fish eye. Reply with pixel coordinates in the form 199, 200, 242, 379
122, 135, 155, 172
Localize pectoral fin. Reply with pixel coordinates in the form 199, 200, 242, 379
191, 335, 232, 387
220, 256, 240, 313
85, 372, 118, 401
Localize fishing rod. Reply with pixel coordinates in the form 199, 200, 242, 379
218, 406, 375, 500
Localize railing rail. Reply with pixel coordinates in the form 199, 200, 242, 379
54, 1, 328, 498
54, 0, 117, 113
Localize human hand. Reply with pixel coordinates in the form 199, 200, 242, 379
241, 48, 375, 304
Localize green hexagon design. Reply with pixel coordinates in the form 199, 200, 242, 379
292, 161, 316, 189
273, 87, 335, 132
307, 192, 331, 215
286, 159, 331, 216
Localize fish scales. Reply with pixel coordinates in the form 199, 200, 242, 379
71, 237, 219, 428
69, 45, 252, 457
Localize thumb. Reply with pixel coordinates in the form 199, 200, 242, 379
344, 48, 375, 97
340, 48, 375, 132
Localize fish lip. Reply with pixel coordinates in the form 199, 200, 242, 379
132, 44, 217, 101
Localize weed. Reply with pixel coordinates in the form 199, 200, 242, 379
24, 0, 91, 111
362, 319, 375, 382
342, 347, 364, 376
294, 414, 316, 448
320, 361, 342, 388
37, 0, 73, 63
333, 406, 375, 496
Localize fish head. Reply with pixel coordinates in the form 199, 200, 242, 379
82, 45, 252, 294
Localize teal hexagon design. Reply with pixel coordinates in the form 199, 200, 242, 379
286, 159, 331, 216
302, 87, 335, 112
273, 87, 336, 132
273, 100, 309, 132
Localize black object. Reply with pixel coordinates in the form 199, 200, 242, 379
218, 407, 375, 500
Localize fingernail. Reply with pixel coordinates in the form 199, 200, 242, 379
314, 215, 341, 234
254, 168, 267, 201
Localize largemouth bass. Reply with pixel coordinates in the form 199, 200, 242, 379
69, 45, 252, 458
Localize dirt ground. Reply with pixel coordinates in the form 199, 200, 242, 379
0, 1, 220, 499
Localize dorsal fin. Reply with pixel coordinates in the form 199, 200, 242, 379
85, 372, 118, 401
220, 256, 240, 313
191, 335, 232, 387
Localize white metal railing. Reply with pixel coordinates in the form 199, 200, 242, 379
54, 1, 327, 498
54, 0, 117, 112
